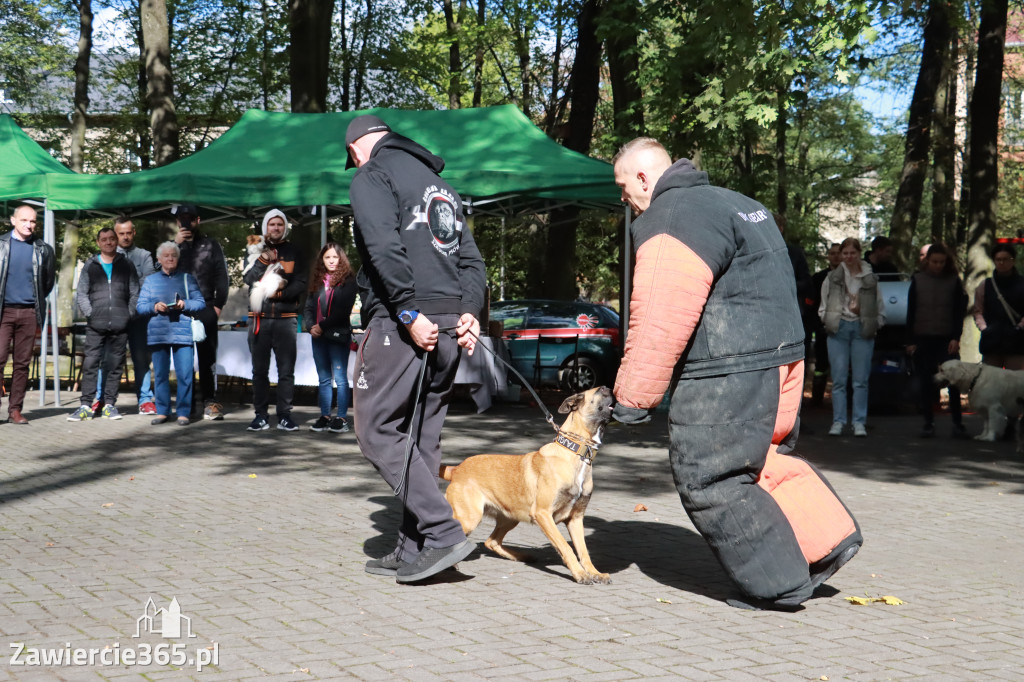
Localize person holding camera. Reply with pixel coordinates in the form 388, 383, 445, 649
303, 242, 358, 434
136, 242, 206, 425
172, 204, 229, 420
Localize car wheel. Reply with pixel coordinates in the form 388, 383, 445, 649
561, 356, 603, 391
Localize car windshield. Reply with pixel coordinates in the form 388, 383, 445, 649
491, 304, 529, 330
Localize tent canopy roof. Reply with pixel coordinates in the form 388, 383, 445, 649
43, 105, 621, 217
0, 114, 75, 203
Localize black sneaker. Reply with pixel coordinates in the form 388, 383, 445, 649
310, 415, 331, 432
247, 415, 269, 431
328, 417, 350, 433
277, 415, 299, 431
395, 539, 476, 583
920, 423, 935, 438
365, 550, 411, 576
952, 423, 970, 439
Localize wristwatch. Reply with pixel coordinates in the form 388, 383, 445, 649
398, 309, 419, 325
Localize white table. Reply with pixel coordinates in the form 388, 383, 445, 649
212, 330, 507, 412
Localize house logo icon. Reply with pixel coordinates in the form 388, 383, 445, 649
134, 597, 196, 639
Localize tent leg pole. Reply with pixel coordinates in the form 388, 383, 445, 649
622, 206, 631, 341
500, 217, 505, 301
320, 206, 327, 247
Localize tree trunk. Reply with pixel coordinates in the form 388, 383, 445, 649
60, 0, 93, 328
965, 0, 1009, 306
931, 31, 957, 246
289, 0, 335, 113
541, 0, 600, 300
776, 82, 789, 221
339, 0, 349, 110
472, 0, 485, 108
354, 0, 372, 109
442, 0, 464, 108
603, 0, 644, 144
141, 0, 178, 166
888, 0, 952, 270
135, 1, 151, 170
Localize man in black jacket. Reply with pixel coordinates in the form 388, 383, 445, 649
0, 205, 56, 424
346, 114, 486, 584
173, 204, 229, 420
243, 209, 308, 432
69, 227, 140, 421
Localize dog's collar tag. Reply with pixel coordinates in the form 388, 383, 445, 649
555, 431, 597, 464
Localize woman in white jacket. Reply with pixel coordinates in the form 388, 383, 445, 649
819, 237, 886, 437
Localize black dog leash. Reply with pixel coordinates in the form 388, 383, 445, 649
394, 325, 557, 497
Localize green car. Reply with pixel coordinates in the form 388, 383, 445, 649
490, 299, 622, 391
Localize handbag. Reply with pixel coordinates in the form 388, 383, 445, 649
324, 328, 349, 344
183, 275, 207, 343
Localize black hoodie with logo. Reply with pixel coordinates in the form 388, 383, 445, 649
349, 133, 486, 325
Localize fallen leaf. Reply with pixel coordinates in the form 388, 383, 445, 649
101, 503, 114, 508
821, 677, 829, 681
45, 542, 55, 547
845, 595, 905, 606
656, 597, 672, 604
248, 474, 258, 478
130, 476, 135, 481
634, 503, 648, 512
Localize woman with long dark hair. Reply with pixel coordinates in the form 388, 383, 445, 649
303, 242, 358, 433
907, 243, 968, 439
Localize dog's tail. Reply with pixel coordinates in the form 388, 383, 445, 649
439, 464, 458, 481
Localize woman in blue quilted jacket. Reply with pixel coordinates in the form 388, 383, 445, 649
136, 242, 206, 425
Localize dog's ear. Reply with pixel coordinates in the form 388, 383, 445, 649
558, 392, 584, 414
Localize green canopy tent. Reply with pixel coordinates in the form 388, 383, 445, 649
43, 105, 621, 218
0, 114, 78, 406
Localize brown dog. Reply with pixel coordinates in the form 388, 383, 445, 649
439, 386, 614, 584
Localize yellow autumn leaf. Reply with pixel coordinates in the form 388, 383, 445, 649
248, 474, 258, 478
845, 595, 905, 606
881, 595, 905, 605
845, 596, 872, 605
656, 598, 672, 604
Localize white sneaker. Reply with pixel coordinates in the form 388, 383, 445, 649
853, 423, 867, 437
828, 421, 844, 436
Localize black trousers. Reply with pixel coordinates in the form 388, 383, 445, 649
912, 336, 962, 426
248, 316, 297, 418
193, 305, 219, 405
80, 326, 128, 406
354, 314, 467, 559
669, 365, 861, 605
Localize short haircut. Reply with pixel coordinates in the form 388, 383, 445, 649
829, 242, 841, 250
114, 215, 133, 227
156, 241, 180, 258
96, 226, 115, 239
612, 137, 668, 165
993, 243, 1017, 259
12, 204, 36, 218
871, 235, 892, 250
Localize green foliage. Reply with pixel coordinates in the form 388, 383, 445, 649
0, 0, 73, 114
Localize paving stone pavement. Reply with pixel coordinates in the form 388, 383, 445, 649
1, 390, 1023, 681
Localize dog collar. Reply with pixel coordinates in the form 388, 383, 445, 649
554, 430, 598, 464
969, 366, 982, 392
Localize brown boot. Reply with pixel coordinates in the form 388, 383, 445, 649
8, 408, 29, 425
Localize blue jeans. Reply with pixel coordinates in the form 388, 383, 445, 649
151, 344, 194, 419
827, 319, 874, 425
310, 336, 350, 418
128, 317, 153, 404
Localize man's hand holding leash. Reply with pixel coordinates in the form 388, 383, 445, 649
456, 313, 480, 355
405, 314, 438, 351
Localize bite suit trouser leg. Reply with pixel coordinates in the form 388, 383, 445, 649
669, 360, 862, 606
354, 314, 468, 560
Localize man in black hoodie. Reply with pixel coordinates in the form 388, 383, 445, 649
69, 227, 140, 422
346, 114, 486, 584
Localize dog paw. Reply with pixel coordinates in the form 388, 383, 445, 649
589, 573, 611, 585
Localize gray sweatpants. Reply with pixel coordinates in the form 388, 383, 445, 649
354, 314, 468, 559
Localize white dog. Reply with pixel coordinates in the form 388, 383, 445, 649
934, 360, 1024, 441
249, 262, 285, 314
